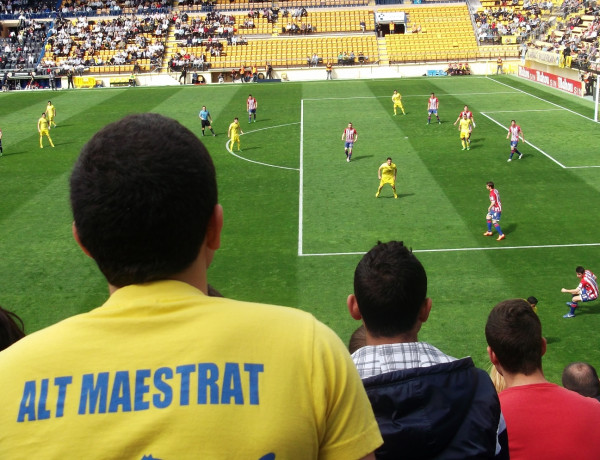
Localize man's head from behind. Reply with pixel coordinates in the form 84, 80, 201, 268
349, 241, 428, 338
562, 362, 600, 398
485, 299, 545, 376
70, 113, 218, 288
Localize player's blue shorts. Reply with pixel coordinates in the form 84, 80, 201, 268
248, 109, 256, 114
510, 140, 519, 148
345, 142, 354, 149
428, 109, 438, 115
581, 288, 597, 302
487, 210, 501, 222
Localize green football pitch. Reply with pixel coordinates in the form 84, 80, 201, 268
1, 75, 599, 383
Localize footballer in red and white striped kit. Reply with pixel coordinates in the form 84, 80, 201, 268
427, 93, 441, 124
454, 105, 476, 127
562, 266, 599, 317
506, 120, 524, 162
342, 122, 358, 162
484, 181, 505, 241
247, 94, 258, 123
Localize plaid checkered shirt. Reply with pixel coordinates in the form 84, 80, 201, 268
352, 342, 457, 379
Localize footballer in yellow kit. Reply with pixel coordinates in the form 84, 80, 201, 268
37, 112, 54, 148
228, 117, 243, 152
46, 101, 56, 128
376, 157, 397, 198
458, 113, 473, 150
392, 90, 405, 115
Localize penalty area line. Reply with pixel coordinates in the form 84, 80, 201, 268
299, 242, 600, 257
225, 122, 300, 171
479, 112, 566, 168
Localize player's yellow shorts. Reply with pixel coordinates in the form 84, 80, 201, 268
39, 128, 50, 137
230, 134, 240, 144
379, 177, 395, 186
460, 131, 470, 139
394, 102, 404, 109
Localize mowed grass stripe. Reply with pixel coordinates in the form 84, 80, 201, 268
302, 95, 478, 254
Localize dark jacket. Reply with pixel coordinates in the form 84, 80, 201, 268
362, 357, 508, 460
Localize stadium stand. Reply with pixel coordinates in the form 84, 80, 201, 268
0, 0, 596, 84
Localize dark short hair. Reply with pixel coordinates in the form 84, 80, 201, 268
70, 113, 217, 287
354, 241, 427, 337
576, 266, 585, 275
0, 306, 25, 351
487, 181, 494, 189
562, 362, 600, 397
527, 296, 538, 305
485, 299, 544, 375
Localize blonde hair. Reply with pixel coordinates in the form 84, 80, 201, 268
489, 365, 506, 393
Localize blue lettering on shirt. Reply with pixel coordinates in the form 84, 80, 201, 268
17, 362, 264, 422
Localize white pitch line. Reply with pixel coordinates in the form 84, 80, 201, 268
485, 109, 565, 113
487, 77, 596, 122
225, 122, 300, 171
302, 91, 518, 102
480, 112, 567, 168
299, 100, 305, 256
300, 242, 600, 257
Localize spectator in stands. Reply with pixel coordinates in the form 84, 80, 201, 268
0, 306, 25, 351
348, 240, 508, 459
562, 362, 600, 400
360, 20, 366, 32
265, 62, 272, 79
486, 299, 600, 459
311, 53, 319, 67
326, 61, 332, 80
0, 113, 384, 458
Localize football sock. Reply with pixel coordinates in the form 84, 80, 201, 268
487, 221, 492, 232
202, 130, 205, 136
570, 304, 577, 314
509, 152, 514, 159
494, 224, 503, 235
210, 129, 215, 135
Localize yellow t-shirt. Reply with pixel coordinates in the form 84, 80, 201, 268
38, 116, 49, 132
229, 121, 240, 138
392, 93, 402, 105
459, 118, 472, 134
380, 162, 397, 184
0, 280, 382, 458
46, 104, 55, 119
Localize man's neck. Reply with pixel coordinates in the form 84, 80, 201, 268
366, 332, 419, 346
503, 369, 547, 389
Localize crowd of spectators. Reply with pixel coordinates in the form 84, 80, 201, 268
0, 0, 56, 17
0, 16, 46, 71
526, 0, 600, 71
474, 5, 545, 44
36, 14, 166, 73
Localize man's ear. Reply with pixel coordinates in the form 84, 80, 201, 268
541, 337, 547, 357
347, 294, 362, 320
206, 204, 223, 252
418, 298, 432, 323
72, 222, 93, 258
487, 346, 500, 366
